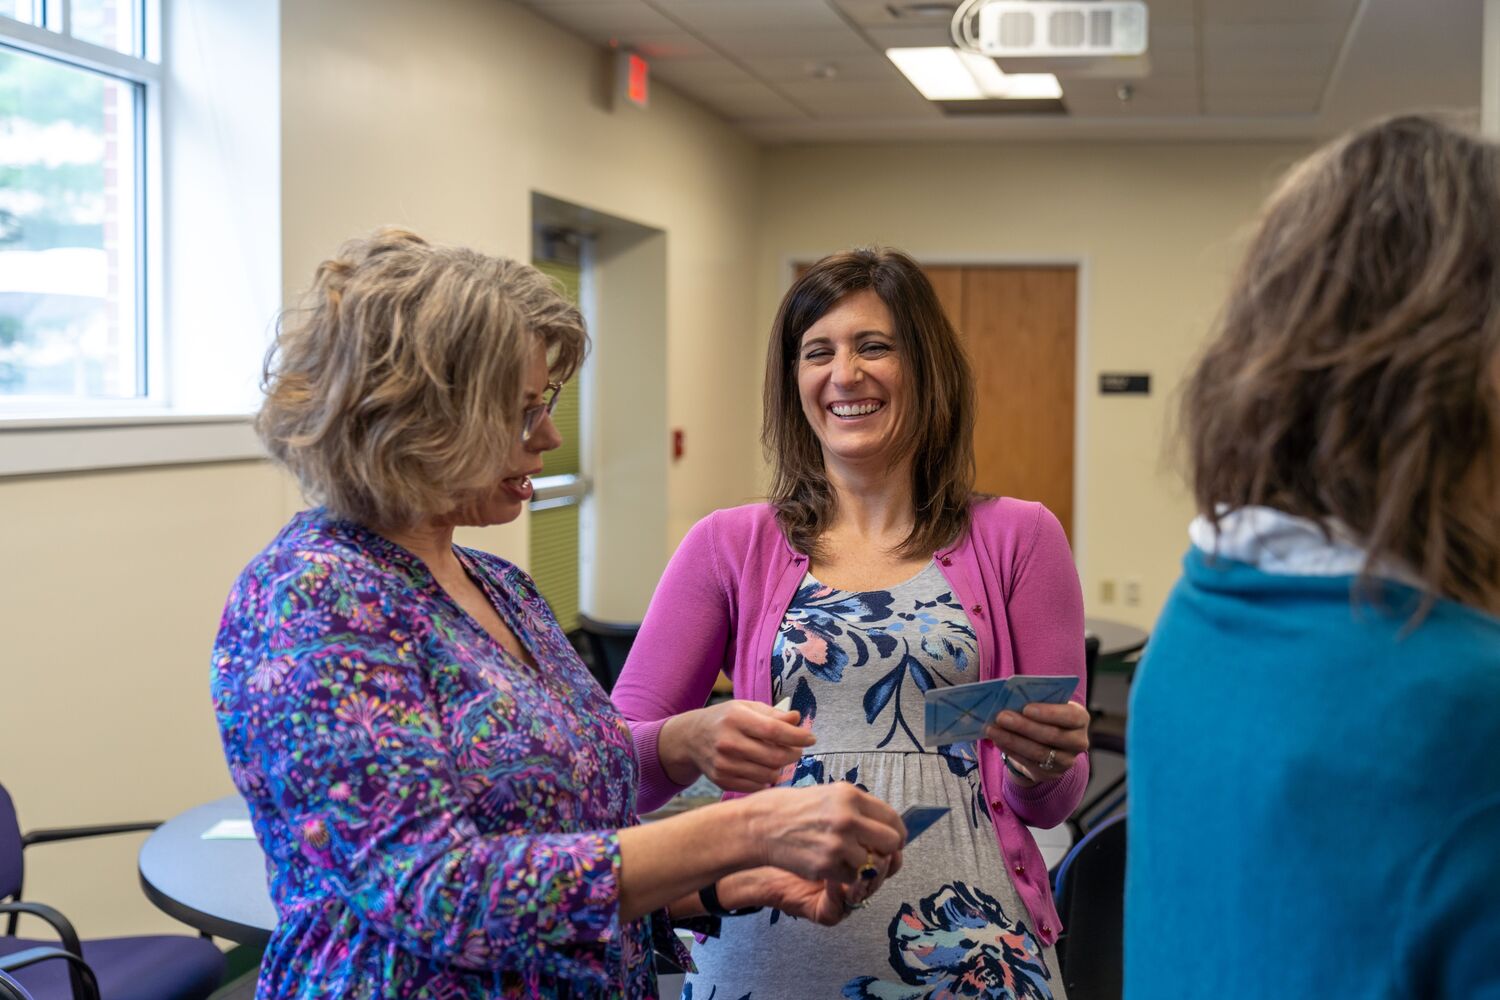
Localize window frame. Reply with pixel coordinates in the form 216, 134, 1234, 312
0, 1, 164, 419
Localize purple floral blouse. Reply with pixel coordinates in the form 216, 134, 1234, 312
211, 509, 678, 998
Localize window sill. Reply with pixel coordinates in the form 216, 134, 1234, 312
0, 413, 264, 478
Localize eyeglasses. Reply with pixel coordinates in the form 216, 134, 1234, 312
520, 381, 564, 443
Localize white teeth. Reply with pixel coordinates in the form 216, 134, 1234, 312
830, 401, 882, 417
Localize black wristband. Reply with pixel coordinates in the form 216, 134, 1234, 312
698, 881, 763, 918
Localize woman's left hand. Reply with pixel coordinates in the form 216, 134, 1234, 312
984, 701, 1090, 784
716, 862, 895, 926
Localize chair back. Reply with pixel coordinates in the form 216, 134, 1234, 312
1052, 811, 1126, 1000
0, 784, 22, 901
1083, 633, 1100, 712
575, 613, 641, 693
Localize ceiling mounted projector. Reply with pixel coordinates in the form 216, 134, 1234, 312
980, 1, 1147, 56
953, 1, 1149, 58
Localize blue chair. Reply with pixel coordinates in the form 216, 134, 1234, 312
1051, 811, 1126, 1000
0, 948, 100, 1000
0, 783, 224, 1000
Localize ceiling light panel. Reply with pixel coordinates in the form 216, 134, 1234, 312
886, 47, 1062, 101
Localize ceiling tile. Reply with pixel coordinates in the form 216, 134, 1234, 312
1203, 92, 1321, 115
1061, 78, 1200, 116
699, 27, 876, 58
674, 77, 810, 119
528, 1, 682, 37
773, 78, 938, 116
739, 51, 899, 83
864, 23, 954, 49
831, 0, 958, 28
625, 32, 715, 58
648, 55, 763, 87
651, 0, 850, 31
1137, 0, 1197, 24
1202, 0, 1358, 26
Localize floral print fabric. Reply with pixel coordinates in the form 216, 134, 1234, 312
683, 563, 1061, 1000
211, 509, 677, 998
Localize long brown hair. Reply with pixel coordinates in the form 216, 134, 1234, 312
763, 247, 976, 558
1184, 114, 1500, 611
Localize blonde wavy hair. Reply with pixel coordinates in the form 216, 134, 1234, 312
257, 228, 587, 530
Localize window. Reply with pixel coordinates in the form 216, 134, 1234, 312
0, 0, 157, 411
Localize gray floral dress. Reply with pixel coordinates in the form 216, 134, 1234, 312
682, 562, 1064, 1000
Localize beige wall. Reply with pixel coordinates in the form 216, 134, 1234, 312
757, 140, 1310, 629
1, 0, 761, 938
3, 0, 1323, 944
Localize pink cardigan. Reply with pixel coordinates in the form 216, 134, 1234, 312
612, 497, 1088, 945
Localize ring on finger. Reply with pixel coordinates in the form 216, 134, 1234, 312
1040, 749, 1058, 771
858, 851, 879, 881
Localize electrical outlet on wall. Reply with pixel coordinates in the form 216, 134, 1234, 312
1100, 579, 1116, 604
1124, 579, 1141, 606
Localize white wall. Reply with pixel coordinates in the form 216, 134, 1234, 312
756, 140, 1311, 628
2, 0, 762, 937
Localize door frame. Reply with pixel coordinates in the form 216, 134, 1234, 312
778, 252, 1092, 579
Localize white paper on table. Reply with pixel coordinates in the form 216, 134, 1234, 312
200, 819, 256, 840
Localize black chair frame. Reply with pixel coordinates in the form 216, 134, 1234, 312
1071, 634, 1128, 839
0, 945, 101, 1000
573, 612, 641, 693
2, 811, 161, 1000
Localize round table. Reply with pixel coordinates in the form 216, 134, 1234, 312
138, 795, 274, 947
1083, 616, 1148, 659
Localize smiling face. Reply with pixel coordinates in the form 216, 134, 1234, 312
447, 338, 561, 529
796, 288, 907, 471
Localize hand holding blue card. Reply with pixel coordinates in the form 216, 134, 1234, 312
922, 674, 1078, 748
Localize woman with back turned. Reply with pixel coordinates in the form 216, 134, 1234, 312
1127, 115, 1500, 998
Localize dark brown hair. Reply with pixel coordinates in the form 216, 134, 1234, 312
1184, 114, 1500, 611
258, 228, 587, 530
763, 247, 976, 558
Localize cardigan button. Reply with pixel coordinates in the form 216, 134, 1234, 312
1013, 863, 1025, 876
940, 556, 952, 566
1041, 923, 1051, 936
990, 798, 1004, 813
971, 604, 983, 615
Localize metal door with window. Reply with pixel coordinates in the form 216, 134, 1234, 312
530, 249, 589, 632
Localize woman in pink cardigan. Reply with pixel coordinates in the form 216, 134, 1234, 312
613, 247, 1090, 999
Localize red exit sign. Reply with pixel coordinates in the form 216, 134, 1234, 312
616, 50, 649, 110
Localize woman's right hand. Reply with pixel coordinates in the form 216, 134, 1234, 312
743, 783, 907, 884
658, 699, 816, 791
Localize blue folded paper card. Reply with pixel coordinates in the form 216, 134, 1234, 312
922, 675, 1079, 748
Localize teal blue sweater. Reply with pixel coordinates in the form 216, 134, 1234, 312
1126, 548, 1500, 999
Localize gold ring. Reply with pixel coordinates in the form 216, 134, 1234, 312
858, 851, 879, 881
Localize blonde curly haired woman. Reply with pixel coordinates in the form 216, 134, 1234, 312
211, 229, 906, 999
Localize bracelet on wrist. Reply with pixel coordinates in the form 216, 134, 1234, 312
699, 881, 763, 918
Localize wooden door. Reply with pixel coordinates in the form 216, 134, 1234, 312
926, 265, 1077, 538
